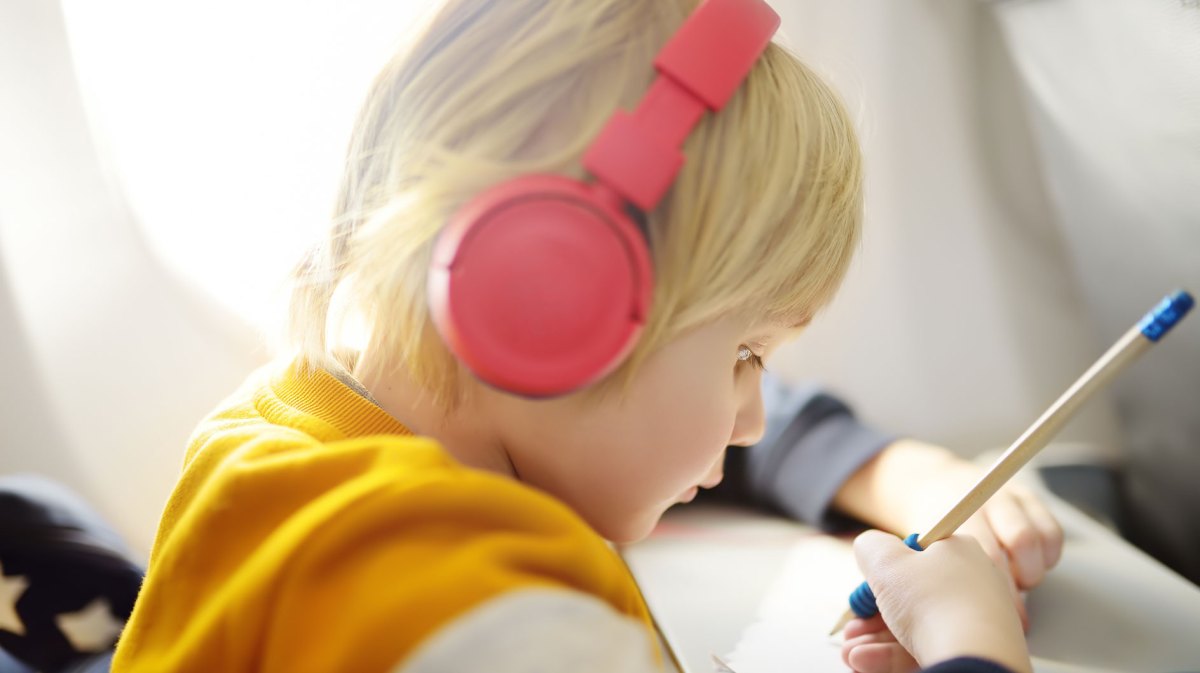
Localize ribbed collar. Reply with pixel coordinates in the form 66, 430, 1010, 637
267, 360, 411, 439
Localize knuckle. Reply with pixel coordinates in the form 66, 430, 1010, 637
1008, 526, 1040, 552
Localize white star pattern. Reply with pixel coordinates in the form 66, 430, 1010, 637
0, 560, 29, 636
55, 597, 124, 652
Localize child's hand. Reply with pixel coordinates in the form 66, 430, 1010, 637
925, 454, 1063, 590
840, 615, 918, 673
953, 483, 1058, 630
897, 443, 1063, 632
833, 439, 1064, 629
842, 530, 1033, 673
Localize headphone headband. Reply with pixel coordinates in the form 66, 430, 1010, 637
431, 0, 781, 397
583, 0, 780, 211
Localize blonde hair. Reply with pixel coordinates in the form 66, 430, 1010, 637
288, 0, 862, 407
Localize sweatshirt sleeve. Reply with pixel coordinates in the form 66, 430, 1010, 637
700, 374, 895, 529
921, 657, 1018, 673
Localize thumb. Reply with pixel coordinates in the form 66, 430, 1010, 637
853, 529, 913, 581
850, 530, 927, 665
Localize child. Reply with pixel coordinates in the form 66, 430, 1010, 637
113, 1, 1056, 671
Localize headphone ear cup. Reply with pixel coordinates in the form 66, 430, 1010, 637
429, 175, 653, 397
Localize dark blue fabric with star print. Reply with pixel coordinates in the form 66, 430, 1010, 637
0, 475, 142, 673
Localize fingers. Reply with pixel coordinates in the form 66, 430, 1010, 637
958, 505, 1030, 631
1015, 590, 1029, 633
844, 615, 889, 640
852, 529, 909, 578
959, 515, 1008, 573
842, 630, 919, 673
984, 490, 1059, 589
851, 531, 1029, 671
1016, 488, 1064, 569
984, 494, 1044, 586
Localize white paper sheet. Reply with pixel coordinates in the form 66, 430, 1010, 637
723, 536, 858, 672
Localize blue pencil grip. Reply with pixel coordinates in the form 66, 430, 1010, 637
847, 533, 924, 620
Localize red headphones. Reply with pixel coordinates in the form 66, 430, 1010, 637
428, 0, 780, 397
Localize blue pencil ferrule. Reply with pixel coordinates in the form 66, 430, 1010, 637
847, 533, 924, 619
1137, 290, 1193, 342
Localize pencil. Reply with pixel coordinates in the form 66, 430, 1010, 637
828, 289, 1194, 636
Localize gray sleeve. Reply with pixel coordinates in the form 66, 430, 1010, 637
701, 374, 896, 530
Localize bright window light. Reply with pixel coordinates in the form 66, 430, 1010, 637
58, 0, 435, 328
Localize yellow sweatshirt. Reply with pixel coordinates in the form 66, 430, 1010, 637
112, 361, 660, 672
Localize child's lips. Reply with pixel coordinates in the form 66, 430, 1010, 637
678, 486, 699, 503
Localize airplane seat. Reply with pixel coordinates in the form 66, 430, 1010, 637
988, 0, 1200, 584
